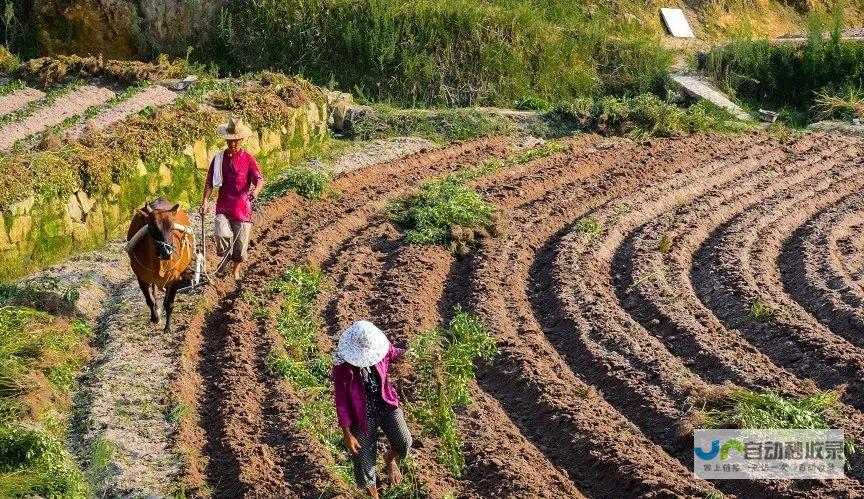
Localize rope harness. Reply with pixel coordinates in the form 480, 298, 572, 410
126, 223, 196, 290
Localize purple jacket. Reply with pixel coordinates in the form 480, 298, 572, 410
332, 343, 404, 432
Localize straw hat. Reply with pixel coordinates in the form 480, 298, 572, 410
336, 321, 390, 368
216, 116, 253, 140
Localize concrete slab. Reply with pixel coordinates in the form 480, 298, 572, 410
660, 8, 695, 38
670, 74, 751, 121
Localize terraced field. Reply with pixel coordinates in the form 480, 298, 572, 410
176, 132, 864, 497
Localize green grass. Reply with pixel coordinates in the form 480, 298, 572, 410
552, 94, 748, 138
0, 305, 92, 498
260, 166, 333, 202
215, 0, 672, 107
748, 298, 777, 323
346, 105, 516, 142
658, 234, 672, 254
706, 9, 864, 126
0, 79, 24, 96
0, 426, 86, 498
408, 306, 497, 475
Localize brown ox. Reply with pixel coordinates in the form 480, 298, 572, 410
127, 199, 194, 334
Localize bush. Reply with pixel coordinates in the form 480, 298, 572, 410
217, 0, 671, 106
706, 10, 864, 125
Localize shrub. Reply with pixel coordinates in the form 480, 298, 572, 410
513, 95, 550, 111
0, 45, 19, 73
409, 306, 497, 475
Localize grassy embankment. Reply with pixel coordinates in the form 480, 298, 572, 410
707, 9, 864, 127
0, 285, 98, 497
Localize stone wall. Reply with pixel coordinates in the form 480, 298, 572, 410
0, 103, 328, 282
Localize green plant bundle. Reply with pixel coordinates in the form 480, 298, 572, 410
0, 79, 83, 126
218, 0, 671, 106
698, 388, 840, 430
408, 306, 497, 475
261, 166, 333, 201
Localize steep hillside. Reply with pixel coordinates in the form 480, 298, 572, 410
1, 1, 860, 105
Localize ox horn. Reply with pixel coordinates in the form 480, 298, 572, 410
143, 203, 153, 214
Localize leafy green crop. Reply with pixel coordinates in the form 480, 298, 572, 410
409, 307, 497, 475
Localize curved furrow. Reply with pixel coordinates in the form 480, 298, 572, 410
781, 192, 864, 343
540, 134, 839, 497
692, 140, 864, 411
613, 140, 864, 487
466, 136, 757, 497
196, 139, 519, 495
613, 136, 849, 392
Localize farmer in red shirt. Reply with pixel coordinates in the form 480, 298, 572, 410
200, 117, 264, 279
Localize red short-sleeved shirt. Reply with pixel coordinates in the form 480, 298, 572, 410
205, 149, 263, 223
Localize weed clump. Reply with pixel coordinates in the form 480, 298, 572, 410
575, 216, 601, 241
748, 298, 777, 322
0, 426, 86, 498
261, 166, 333, 201
390, 175, 497, 249
409, 306, 497, 475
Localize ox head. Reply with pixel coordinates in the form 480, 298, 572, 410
139, 202, 180, 261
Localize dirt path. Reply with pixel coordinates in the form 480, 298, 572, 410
0, 84, 116, 149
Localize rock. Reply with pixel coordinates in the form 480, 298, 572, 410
136, 158, 148, 177
244, 131, 261, 155
6, 196, 35, 216
110, 183, 122, 196
193, 140, 209, 170
158, 165, 172, 185
0, 219, 13, 250
259, 128, 282, 153
331, 101, 350, 131
71, 221, 90, 243
8, 215, 32, 243
76, 190, 95, 214
68, 193, 85, 222
86, 203, 106, 239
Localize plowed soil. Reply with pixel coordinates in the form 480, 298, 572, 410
176, 132, 864, 497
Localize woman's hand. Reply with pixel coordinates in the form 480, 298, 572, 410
343, 427, 361, 454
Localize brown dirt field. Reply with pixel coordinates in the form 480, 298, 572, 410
174, 132, 864, 497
